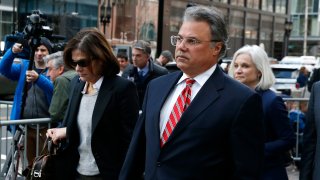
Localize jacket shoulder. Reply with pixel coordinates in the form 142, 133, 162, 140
152, 63, 169, 74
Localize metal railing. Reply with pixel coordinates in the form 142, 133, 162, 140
0, 100, 53, 179
0, 118, 52, 179
0, 101, 12, 121
283, 97, 309, 162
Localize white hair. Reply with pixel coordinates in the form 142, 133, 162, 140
228, 45, 275, 90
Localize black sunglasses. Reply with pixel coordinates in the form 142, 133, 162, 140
71, 59, 90, 67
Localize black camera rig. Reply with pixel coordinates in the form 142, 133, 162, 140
2, 10, 66, 57
24, 10, 53, 43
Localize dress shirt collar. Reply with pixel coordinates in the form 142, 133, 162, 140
137, 62, 149, 76
177, 64, 217, 86
81, 76, 104, 94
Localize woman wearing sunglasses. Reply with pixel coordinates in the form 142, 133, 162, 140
46, 28, 140, 180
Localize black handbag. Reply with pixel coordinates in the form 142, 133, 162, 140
25, 137, 60, 180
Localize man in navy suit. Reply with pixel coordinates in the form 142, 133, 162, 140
300, 81, 320, 180
120, 5, 264, 180
122, 40, 168, 109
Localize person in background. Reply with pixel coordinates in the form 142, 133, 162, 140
46, 28, 139, 179
228, 44, 295, 180
122, 40, 168, 108
0, 37, 53, 168
307, 67, 320, 92
296, 66, 309, 88
116, 52, 130, 76
155, 50, 174, 67
43, 51, 77, 125
300, 81, 320, 180
288, 101, 307, 134
120, 6, 264, 179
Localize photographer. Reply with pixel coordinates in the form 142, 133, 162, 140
0, 37, 54, 168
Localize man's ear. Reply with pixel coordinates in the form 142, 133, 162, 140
58, 66, 64, 75
212, 42, 223, 56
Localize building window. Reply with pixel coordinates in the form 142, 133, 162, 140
215, 0, 228, 3
247, 0, 259, 9
275, 0, 286, 14
169, 1, 185, 33
262, 0, 273, 12
291, 15, 300, 36
261, 15, 272, 40
2, 11, 12, 22
246, 13, 258, 39
292, 0, 313, 13
274, 18, 285, 41
231, 0, 244, 6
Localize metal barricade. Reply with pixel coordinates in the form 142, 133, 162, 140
0, 100, 13, 175
0, 100, 52, 179
0, 100, 12, 121
283, 97, 309, 162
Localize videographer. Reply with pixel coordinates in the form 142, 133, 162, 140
0, 37, 54, 168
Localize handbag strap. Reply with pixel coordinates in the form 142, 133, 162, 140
40, 137, 56, 155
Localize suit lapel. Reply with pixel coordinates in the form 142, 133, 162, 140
148, 72, 182, 148
164, 67, 225, 147
66, 78, 85, 128
91, 77, 114, 133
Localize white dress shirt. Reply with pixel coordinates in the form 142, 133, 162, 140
159, 64, 217, 136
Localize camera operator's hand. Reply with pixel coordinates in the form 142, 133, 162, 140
26, 70, 39, 82
12, 43, 23, 54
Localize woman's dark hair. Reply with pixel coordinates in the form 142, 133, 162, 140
64, 28, 119, 77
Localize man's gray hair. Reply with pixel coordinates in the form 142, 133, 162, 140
183, 5, 229, 60
43, 51, 69, 71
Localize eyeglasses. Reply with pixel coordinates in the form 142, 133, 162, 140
71, 59, 90, 67
170, 35, 220, 47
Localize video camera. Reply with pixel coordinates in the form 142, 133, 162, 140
23, 10, 53, 44
2, 10, 67, 58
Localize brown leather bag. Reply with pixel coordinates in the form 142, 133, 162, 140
26, 137, 59, 180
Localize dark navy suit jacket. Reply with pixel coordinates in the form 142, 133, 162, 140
120, 67, 265, 180
257, 89, 295, 179
122, 59, 168, 108
300, 81, 320, 180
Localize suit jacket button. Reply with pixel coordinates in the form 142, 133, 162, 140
157, 162, 161, 167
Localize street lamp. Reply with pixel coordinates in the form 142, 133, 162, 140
283, 20, 293, 57
100, 0, 112, 35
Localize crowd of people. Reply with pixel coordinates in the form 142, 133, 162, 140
0, 4, 318, 180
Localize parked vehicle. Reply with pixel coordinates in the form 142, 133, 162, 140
112, 44, 132, 62
271, 63, 312, 98
281, 56, 318, 66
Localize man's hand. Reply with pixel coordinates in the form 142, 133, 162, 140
12, 43, 23, 54
26, 70, 39, 82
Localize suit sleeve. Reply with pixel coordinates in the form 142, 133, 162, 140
231, 93, 264, 179
119, 84, 148, 180
118, 81, 140, 146
264, 96, 295, 156
300, 83, 318, 180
